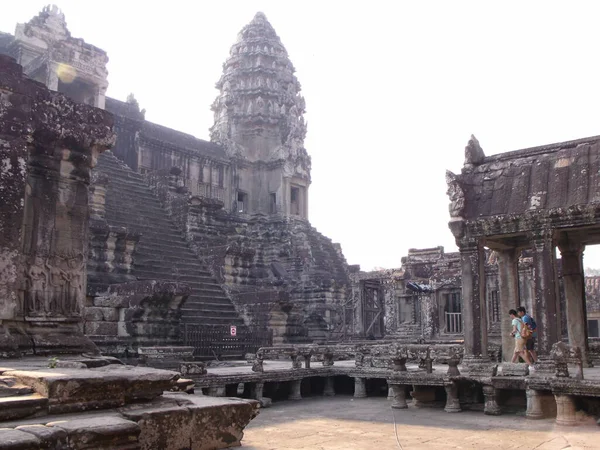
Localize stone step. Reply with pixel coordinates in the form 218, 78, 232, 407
183, 301, 240, 311
0, 393, 48, 421
96, 152, 245, 329
180, 314, 244, 325
0, 384, 34, 398
181, 307, 239, 317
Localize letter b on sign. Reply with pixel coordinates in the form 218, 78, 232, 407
230, 325, 237, 336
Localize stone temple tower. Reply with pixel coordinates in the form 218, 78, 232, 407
210, 12, 311, 218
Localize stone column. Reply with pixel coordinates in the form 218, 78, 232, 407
389, 384, 408, 409
323, 377, 335, 397
558, 239, 591, 367
208, 386, 226, 397
354, 378, 367, 398
554, 394, 577, 426
444, 382, 461, 413
410, 385, 435, 408
289, 379, 302, 400
526, 389, 556, 420
482, 385, 501, 415
497, 248, 520, 362
532, 231, 561, 358
459, 239, 489, 362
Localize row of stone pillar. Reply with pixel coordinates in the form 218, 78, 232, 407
205, 379, 580, 425
460, 230, 591, 366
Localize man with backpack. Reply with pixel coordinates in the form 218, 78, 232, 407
517, 306, 538, 364
509, 309, 534, 371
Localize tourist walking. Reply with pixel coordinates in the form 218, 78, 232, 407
517, 306, 538, 363
509, 309, 534, 371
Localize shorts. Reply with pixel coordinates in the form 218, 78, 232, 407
514, 338, 526, 352
526, 337, 536, 351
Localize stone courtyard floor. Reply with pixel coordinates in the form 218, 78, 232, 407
242, 397, 599, 450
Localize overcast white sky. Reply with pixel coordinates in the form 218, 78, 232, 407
4, 1, 600, 270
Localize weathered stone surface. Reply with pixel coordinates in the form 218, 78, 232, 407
0, 428, 40, 449
0, 52, 114, 357
0, 394, 47, 421
120, 394, 259, 450
5, 366, 178, 414
47, 416, 140, 449
15, 424, 67, 449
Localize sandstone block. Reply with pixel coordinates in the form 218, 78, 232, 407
0, 428, 40, 450
47, 417, 140, 449
84, 321, 118, 336
84, 307, 119, 322
15, 425, 67, 449
5, 366, 178, 414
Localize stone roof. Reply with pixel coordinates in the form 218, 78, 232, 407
456, 134, 600, 220
141, 122, 226, 160
105, 97, 145, 121
105, 96, 227, 160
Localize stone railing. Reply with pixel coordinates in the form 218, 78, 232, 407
249, 342, 464, 376
356, 343, 463, 376
251, 345, 349, 372
550, 342, 584, 380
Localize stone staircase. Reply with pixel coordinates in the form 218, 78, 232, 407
0, 375, 46, 422
94, 151, 245, 329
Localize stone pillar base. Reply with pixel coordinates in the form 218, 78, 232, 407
289, 380, 302, 400
323, 377, 335, 397
354, 378, 367, 398
390, 384, 408, 409
555, 394, 578, 426
526, 389, 556, 420
444, 382, 461, 413
482, 385, 501, 416
208, 386, 226, 397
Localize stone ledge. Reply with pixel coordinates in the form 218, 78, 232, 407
119, 394, 260, 450
47, 417, 140, 449
4, 366, 178, 414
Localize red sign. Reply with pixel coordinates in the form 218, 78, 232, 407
230, 325, 237, 336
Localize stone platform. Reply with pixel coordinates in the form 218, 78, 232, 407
190, 358, 600, 426
0, 357, 259, 449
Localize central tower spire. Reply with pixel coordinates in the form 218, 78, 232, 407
210, 12, 311, 218
210, 12, 308, 165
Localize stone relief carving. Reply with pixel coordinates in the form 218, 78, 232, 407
23, 252, 84, 317
445, 170, 465, 219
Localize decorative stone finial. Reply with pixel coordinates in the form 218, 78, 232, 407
464, 134, 485, 168
253, 12, 268, 21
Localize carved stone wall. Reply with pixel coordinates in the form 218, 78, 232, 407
85, 280, 190, 356
0, 54, 114, 356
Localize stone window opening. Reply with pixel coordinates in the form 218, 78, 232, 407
588, 319, 599, 338
290, 186, 300, 216
444, 291, 462, 334
57, 78, 95, 106
237, 191, 248, 213
269, 193, 277, 213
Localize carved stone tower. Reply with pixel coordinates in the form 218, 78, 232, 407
9, 5, 109, 109
210, 12, 311, 218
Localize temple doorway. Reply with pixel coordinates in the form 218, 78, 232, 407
361, 280, 384, 338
